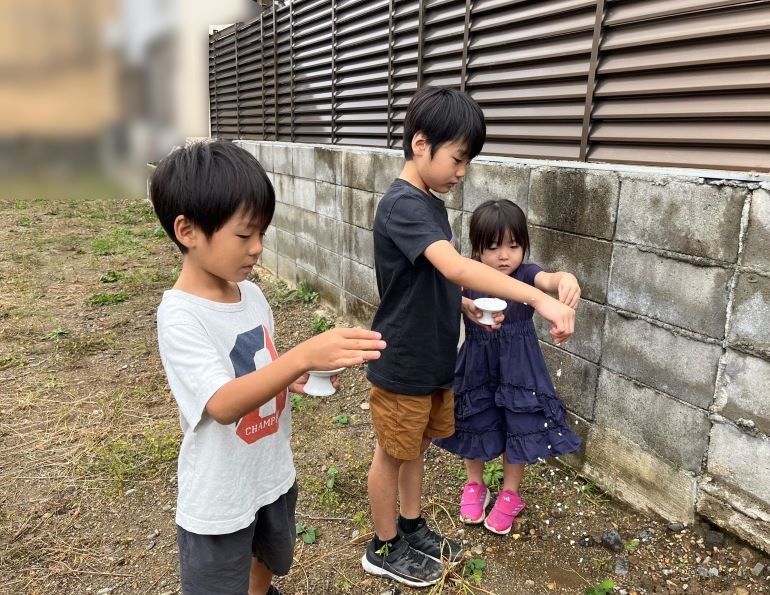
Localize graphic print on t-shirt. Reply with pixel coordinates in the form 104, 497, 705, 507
229, 325, 287, 444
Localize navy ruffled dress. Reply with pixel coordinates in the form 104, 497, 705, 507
434, 263, 581, 464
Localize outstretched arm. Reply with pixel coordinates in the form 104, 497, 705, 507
534, 271, 580, 309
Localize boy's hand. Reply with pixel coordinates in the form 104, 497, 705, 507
535, 295, 575, 345
301, 327, 386, 370
557, 273, 581, 309
461, 297, 503, 331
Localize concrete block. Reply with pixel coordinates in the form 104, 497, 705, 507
315, 274, 342, 311
259, 247, 277, 273
315, 146, 340, 184
616, 178, 745, 262
715, 349, 770, 435
266, 171, 275, 187
275, 229, 297, 261
595, 369, 710, 473
257, 143, 274, 172
316, 182, 343, 220
529, 227, 612, 303
296, 238, 318, 275
273, 174, 295, 207
536, 298, 604, 364
463, 161, 530, 214
340, 150, 375, 192
556, 412, 590, 469
276, 254, 297, 285
529, 168, 619, 239
743, 189, 770, 273
295, 209, 318, 244
373, 151, 403, 194
342, 258, 378, 305
602, 311, 721, 410
314, 215, 342, 254
608, 244, 732, 338
264, 224, 277, 247
272, 202, 296, 234
237, 140, 257, 158
707, 421, 770, 504
435, 181, 463, 210
342, 223, 374, 268
342, 186, 377, 230
273, 143, 292, 175
292, 145, 315, 180
294, 177, 316, 212
697, 481, 770, 554
583, 425, 697, 523
727, 271, 770, 359
541, 343, 598, 420
460, 211, 472, 257
343, 290, 378, 327
447, 208, 463, 251
317, 246, 343, 285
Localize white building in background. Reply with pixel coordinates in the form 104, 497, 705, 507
107, 0, 260, 170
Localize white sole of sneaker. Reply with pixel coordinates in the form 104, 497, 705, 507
483, 518, 512, 535
360, 554, 441, 588
460, 489, 491, 525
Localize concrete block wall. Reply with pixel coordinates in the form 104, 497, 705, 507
235, 140, 770, 553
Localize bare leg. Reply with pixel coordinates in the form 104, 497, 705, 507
398, 439, 430, 519
464, 458, 485, 485
248, 559, 272, 595
502, 454, 525, 493
368, 442, 403, 540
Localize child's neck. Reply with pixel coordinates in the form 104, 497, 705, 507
173, 259, 241, 303
399, 162, 430, 193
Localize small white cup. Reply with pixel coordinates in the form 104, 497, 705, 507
473, 297, 507, 325
304, 368, 345, 397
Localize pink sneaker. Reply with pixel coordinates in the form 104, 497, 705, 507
484, 490, 526, 535
459, 482, 490, 525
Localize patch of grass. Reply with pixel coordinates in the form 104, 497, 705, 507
0, 353, 28, 370
462, 558, 487, 586
15, 216, 33, 227
318, 467, 340, 508
82, 423, 180, 494
99, 271, 125, 283
310, 315, 333, 334
295, 523, 318, 544
86, 291, 128, 306
44, 328, 69, 341
91, 228, 149, 257
332, 414, 350, 426
59, 332, 116, 356
585, 578, 614, 595
291, 394, 305, 411
483, 461, 504, 490
624, 538, 640, 553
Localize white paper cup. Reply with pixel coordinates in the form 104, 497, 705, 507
473, 297, 507, 325
304, 368, 345, 397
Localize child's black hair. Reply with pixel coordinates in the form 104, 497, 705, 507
469, 200, 529, 260
403, 87, 486, 160
149, 140, 274, 253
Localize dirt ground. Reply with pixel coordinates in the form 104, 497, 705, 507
1, 193, 768, 595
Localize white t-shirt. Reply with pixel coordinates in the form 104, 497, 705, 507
157, 281, 295, 535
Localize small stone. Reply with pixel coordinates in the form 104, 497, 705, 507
708, 567, 719, 577
614, 555, 629, 576
732, 588, 749, 595
601, 528, 624, 552
704, 529, 725, 547
360, 402, 370, 410
379, 589, 399, 595
738, 547, 753, 563
124, 488, 136, 497
162, 504, 172, 512
97, 589, 115, 595
696, 567, 708, 578
751, 562, 765, 577
351, 529, 360, 539
146, 530, 159, 539
667, 522, 684, 532
578, 535, 595, 547
639, 529, 654, 540
551, 506, 566, 519
525, 580, 535, 587
471, 545, 483, 556
146, 541, 156, 550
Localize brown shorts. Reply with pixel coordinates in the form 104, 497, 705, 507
369, 384, 455, 460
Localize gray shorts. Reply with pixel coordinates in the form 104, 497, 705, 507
177, 482, 298, 595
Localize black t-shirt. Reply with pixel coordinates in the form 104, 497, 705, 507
366, 178, 462, 395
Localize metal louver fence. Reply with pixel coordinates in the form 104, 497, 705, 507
210, 0, 770, 172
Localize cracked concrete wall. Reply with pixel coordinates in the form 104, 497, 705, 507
234, 140, 770, 553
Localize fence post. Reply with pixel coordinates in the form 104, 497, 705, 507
417, 0, 425, 88
579, 0, 606, 162
460, 0, 472, 92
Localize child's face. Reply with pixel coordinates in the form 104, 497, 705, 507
192, 207, 265, 282
479, 230, 523, 276
416, 139, 470, 194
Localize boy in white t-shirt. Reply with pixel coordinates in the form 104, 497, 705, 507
150, 140, 386, 595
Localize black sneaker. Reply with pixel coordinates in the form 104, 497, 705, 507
266, 586, 283, 595
361, 536, 444, 587
399, 522, 465, 564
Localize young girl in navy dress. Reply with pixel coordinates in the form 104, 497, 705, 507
435, 199, 582, 535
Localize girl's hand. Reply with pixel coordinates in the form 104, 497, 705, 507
534, 295, 575, 345
557, 273, 581, 309
462, 297, 503, 331
289, 373, 309, 394
300, 327, 386, 370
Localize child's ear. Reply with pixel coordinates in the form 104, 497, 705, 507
174, 215, 198, 250
411, 132, 430, 158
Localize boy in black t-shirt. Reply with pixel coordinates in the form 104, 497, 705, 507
362, 88, 576, 587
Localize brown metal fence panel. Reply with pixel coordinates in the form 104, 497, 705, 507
209, 0, 770, 172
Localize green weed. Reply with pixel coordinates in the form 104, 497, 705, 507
100, 271, 125, 283
586, 578, 614, 595
295, 523, 318, 544
462, 558, 486, 586
87, 291, 128, 306
483, 461, 504, 490
310, 315, 333, 334
332, 414, 350, 426
44, 328, 69, 341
